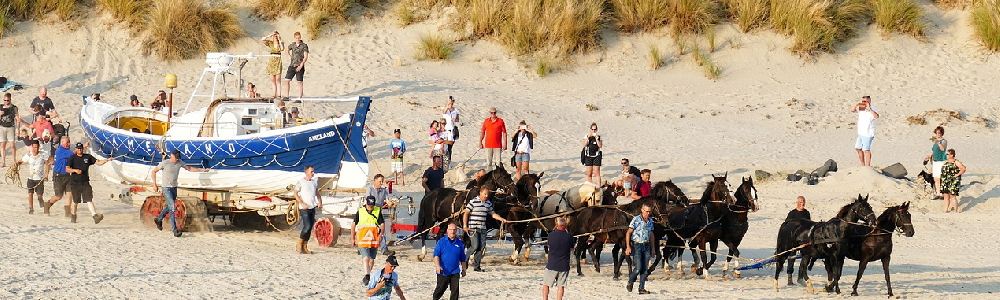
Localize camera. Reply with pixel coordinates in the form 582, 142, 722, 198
519, 125, 527, 130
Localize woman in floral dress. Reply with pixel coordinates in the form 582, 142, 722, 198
941, 149, 967, 213
261, 32, 283, 98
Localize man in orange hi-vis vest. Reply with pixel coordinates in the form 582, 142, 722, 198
353, 196, 385, 285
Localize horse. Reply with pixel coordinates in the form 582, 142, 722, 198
845, 202, 914, 297
772, 194, 877, 294
415, 165, 515, 261
499, 172, 544, 265
604, 181, 688, 278
536, 181, 602, 217
566, 205, 631, 278
686, 174, 736, 277
718, 176, 760, 278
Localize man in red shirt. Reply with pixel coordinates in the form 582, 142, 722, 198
478, 107, 507, 171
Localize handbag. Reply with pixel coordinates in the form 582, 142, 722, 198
453, 125, 460, 140
510, 153, 516, 167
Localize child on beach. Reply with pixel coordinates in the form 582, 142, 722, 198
390, 129, 406, 186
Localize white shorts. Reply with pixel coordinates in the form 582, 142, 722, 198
932, 161, 944, 178
0, 126, 14, 142
542, 269, 569, 287
391, 161, 403, 173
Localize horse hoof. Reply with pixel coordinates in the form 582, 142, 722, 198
416, 254, 425, 262
851, 292, 858, 296
577, 273, 585, 277
696, 268, 703, 276
722, 275, 729, 279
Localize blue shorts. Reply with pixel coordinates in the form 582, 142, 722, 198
515, 153, 530, 163
359, 247, 377, 259
855, 136, 874, 151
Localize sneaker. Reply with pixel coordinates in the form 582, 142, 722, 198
473, 267, 485, 272
173, 230, 182, 237
638, 289, 650, 295
154, 218, 163, 231
362, 274, 370, 285
71, 214, 77, 223
626, 282, 634, 292
93, 214, 104, 224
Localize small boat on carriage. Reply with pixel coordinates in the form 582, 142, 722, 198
80, 52, 377, 233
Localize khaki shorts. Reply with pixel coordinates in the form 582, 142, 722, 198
0, 126, 14, 142
542, 269, 569, 287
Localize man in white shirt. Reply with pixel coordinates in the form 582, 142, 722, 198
18, 140, 48, 214
295, 165, 322, 254
850, 96, 880, 167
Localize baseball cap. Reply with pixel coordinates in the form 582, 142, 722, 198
75, 142, 84, 149
386, 255, 400, 266
365, 196, 376, 206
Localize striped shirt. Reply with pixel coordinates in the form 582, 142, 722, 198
464, 197, 494, 230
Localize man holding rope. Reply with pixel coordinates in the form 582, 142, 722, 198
542, 217, 574, 300
43, 136, 73, 217
625, 203, 654, 295
17, 140, 48, 214
462, 185, 508, 272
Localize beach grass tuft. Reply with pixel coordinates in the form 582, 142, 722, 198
142, 0, 244, 61
96, 0, 151, 29
707, 26, 717, 52
302, 0, 352, 38
457, 0, 601, 58
394, 1, 417, 26
932, 0, 972, 9
870, 0, 925, 39
252, 0, 307, 20
649, 44, 664, 69
455, 0, 508, 38
668, 0, 721, 36
415, 34, 455, 60
2, 0, 33, 21
0, 10, 9, 39
537, 59, 551, 77
771, 0, 868, 56
722, 0, 770, 32
611, 0, 672, 32
972, 0, 1000, 52
674, 34, 689, 55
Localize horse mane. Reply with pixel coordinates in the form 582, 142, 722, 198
835, 202, 854, 220
875, 205, 901, 231
699, 181, 715, 205
653, 181, 689, 205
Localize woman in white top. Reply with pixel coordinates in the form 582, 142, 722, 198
442, 96, 461, 140
511, 120, 536, 180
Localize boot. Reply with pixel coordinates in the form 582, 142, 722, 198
301, 239, 313, 254
37, 199, 44, 211
70, 214, 77, 223
93, 214, 104, 224
64, 205, 71, 218
295, 239, 304, 253
43, 201, 51, 216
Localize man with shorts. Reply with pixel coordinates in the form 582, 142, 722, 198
17, 140, 48, 214
353, 196, 385, 285
478, 107, 507, 171
389, 129, 407, 186
542, 217, 574, 300
851, 96, 879, 167
65, 142, 112, 224
2, 93, 29, 167
151, 150, 210, 237
43, 136, 74, 217
283, 31, 309, 99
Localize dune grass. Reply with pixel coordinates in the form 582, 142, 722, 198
770, 0, 868, 56
722, 0, 770, 33
415, 33, 455, 60
142, 0, 244, 61
611, 0, 671, 32
933, 0, 972, 10
668, 0, 721, 36
870, 0, 925, 39
394, 0, 451, 26
649, 44, 664, 69
1, 0, 33, 21
972, 0, 1000, 52
0, 10, 9, 39
455, 0, 508, 38
302, 0, 352, 38
252, 0, 307, 20
460, 0, 600, 58
536, 58, 551, 76
96, 0, 151, 29
546, 0, 603, 56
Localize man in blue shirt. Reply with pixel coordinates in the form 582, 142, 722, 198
43, 136, 73, 216
543, 217, 575, 300
365, 255, 407, 300
432, 223, 467, 300
625, 204, 654, 294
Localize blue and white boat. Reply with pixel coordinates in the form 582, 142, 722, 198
80, 53, 371, 196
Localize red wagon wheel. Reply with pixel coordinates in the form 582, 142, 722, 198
174, 199, 188, 230
314, 218, 334, 248
139, 195, 187, 230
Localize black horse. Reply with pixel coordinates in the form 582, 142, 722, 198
773, 194, 877, 294
845, 202, 915, 297
567, 205, 631, 277
498, 172, 544, 265
718, 176, 760, 278
415, 165, 515, 261
659, 174, 732, 277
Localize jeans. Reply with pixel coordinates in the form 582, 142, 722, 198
299, 208, 316, 241
156, 187, 178, 232
432, 273, 461, 300
469, 229, 487, 268
628, 243, 651, 290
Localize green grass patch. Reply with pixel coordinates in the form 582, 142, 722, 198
415, 34, 455, 60
870, 0, 925, 39
142, 0, 244, 61
972, 0, 1000, 52
722, 0, 770, 33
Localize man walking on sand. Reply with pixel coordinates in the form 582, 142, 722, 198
542, 217, 574, 300
365, 255, 408, 300
625, 204, 654, 295
43, 136, 73, 217
463, 185, 509, 272
294, 165, 322, 254
65, 142, 112, 224
17, 140, 48, 214
851, 96, 879, 167
479, 107, 507, 171
432, 223, 467, 300
284, 31, 309, 99
354, 196, 385, 285
151, 150, 210, 237
2, 93, 29, 168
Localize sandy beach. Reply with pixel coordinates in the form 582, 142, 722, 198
1, 4, 1000, 299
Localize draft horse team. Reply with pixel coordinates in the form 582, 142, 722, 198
412, 165, 915, 296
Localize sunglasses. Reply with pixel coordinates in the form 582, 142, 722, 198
591, 128, 598, 131
489, 111, 497, 114
621, 162, 628, 165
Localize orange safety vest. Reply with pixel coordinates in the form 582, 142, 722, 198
356, 206, 382, 248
